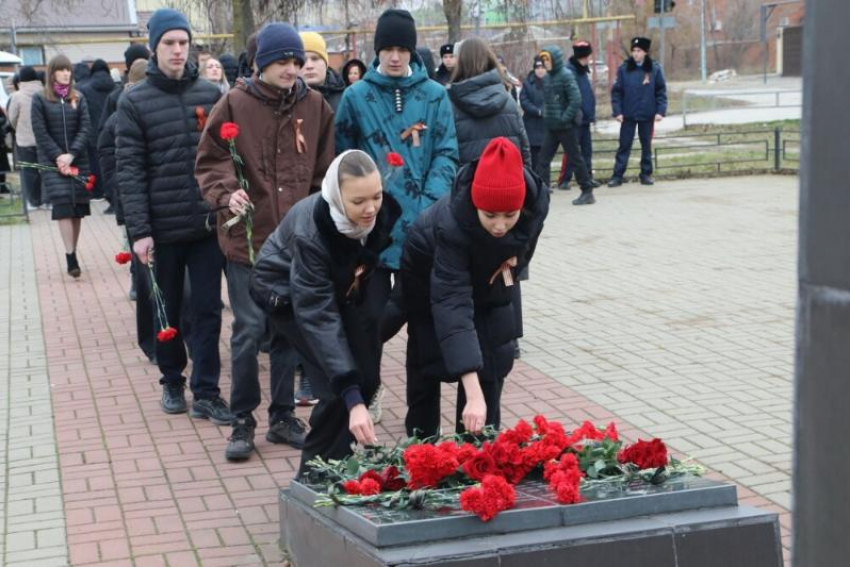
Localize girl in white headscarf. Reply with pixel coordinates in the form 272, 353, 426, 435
251, 150, 401, 479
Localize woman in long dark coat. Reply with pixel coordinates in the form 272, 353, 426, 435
31, 54, 92, 278
390, 137, 549, 438
252, 150, 400, 478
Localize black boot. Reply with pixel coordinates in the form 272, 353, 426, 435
640, 175, 655, 185
66, 253, 81, 278
572, 190, 596, 206
607, 177, 624, 188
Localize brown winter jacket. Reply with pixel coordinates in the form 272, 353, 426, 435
196, 76, 335, 265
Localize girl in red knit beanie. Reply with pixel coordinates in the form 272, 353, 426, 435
383, 138, 550, 438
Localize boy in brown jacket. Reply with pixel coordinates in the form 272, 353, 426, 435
196, 22, 335, 461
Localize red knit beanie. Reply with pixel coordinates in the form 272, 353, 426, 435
471, 138, 526, 212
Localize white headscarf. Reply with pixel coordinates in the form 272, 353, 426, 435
321, 150, 378, 244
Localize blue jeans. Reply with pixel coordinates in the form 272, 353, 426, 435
226, 261, 296, 425
152, 236, 224, 399
613, 119, 654, 178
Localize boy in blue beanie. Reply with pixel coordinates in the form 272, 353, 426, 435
117, 8, 231, 425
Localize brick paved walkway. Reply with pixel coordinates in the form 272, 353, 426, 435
0, 174, 796, 565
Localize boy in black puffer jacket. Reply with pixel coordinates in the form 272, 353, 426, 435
117, 8, 230, 424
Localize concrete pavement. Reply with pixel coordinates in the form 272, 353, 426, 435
0, 174, 797, 565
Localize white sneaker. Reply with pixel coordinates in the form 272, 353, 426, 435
368, 384, 385, 424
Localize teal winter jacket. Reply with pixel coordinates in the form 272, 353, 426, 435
334, 55, 459, 270
541, 46, 583, 131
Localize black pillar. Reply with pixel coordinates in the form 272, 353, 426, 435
794, 1, 850, 566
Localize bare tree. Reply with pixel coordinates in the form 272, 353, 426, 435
443, 0, 462, 44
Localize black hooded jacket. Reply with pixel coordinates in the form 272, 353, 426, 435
219, 54, 239, 85
116, 59, 222, 243
395, 161, 549, 383
251, 192, 401, 405
448, 68, 531, 166
316, 68, 345, 112
78, 68, 117, 144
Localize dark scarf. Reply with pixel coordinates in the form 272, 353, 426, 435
569, 56, 590, 75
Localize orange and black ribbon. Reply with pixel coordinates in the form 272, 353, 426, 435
195, 107, 207, 132
346, 265, 367, 298
489, 256, 518, 287
294, 118, 307, 154
401, 123, 427, 147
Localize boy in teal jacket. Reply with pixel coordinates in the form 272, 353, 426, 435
334, 9, 459, 274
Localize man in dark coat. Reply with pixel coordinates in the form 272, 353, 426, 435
435, 43, 454, 85
79, 59, 117, 201
116, 8, 230, 423
218, 53, 239, 85
560, 41, 600, 190
196, 22, 336, 461
609, 36, 668, 187
99, 44, 150, 131
300, 31, 345, 112
535, 45, 596, 205
520, 57, 547, 172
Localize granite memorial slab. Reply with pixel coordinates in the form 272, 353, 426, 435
287, 475, 738, 548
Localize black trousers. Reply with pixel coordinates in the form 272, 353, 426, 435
16, 146, 42, 206
613, 119, 654, 178
405, 369, 506, 439
536, 128, 592, 190
560, 124, 594, 185
277, 272, 388, 479
152, 236, 224, 399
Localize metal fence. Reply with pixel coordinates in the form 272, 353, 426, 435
589, 127, 800, 178
0, 178, 28, 221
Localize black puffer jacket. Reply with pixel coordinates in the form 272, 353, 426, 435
116, 60, 222, 243
79, 70, 116, 144
98, 112, 123, 224
396, 161, 549, 383
219, 54, 239, 86
251, 192, 401, 403
99, 85, 122, 131
30, 91, 92, 207
520, 72, 546, 147
448, 69, 531, 166
316, 68, 345, 112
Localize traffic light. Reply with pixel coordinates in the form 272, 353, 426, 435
654, 0, 676, 12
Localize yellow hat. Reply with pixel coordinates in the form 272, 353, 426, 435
300, 32, 328, 65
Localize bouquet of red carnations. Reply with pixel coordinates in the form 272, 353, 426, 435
306, 416, 703, 522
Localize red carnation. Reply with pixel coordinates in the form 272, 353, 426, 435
386, 152, 404, 167
618, 438, 668, 470
114, 252, 132, 265
403, 443, 460, 489
157, 327, 178, 342
464, 449, 499, 482
85, 175, 96, 192
359, 478, 381, 496
378, 466, 407, 491
544, 453, 583, 504
342, 480, 361, 495
460, 475, 516, 522
220, 122, 240, 141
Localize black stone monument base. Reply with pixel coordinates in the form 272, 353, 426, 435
280, 484, 783, 567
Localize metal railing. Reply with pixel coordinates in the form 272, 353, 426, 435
590, 127, 800, 176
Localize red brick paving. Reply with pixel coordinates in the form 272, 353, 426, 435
28, 208, 789, 565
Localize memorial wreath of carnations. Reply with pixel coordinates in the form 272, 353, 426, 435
304, 416, 704, 522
